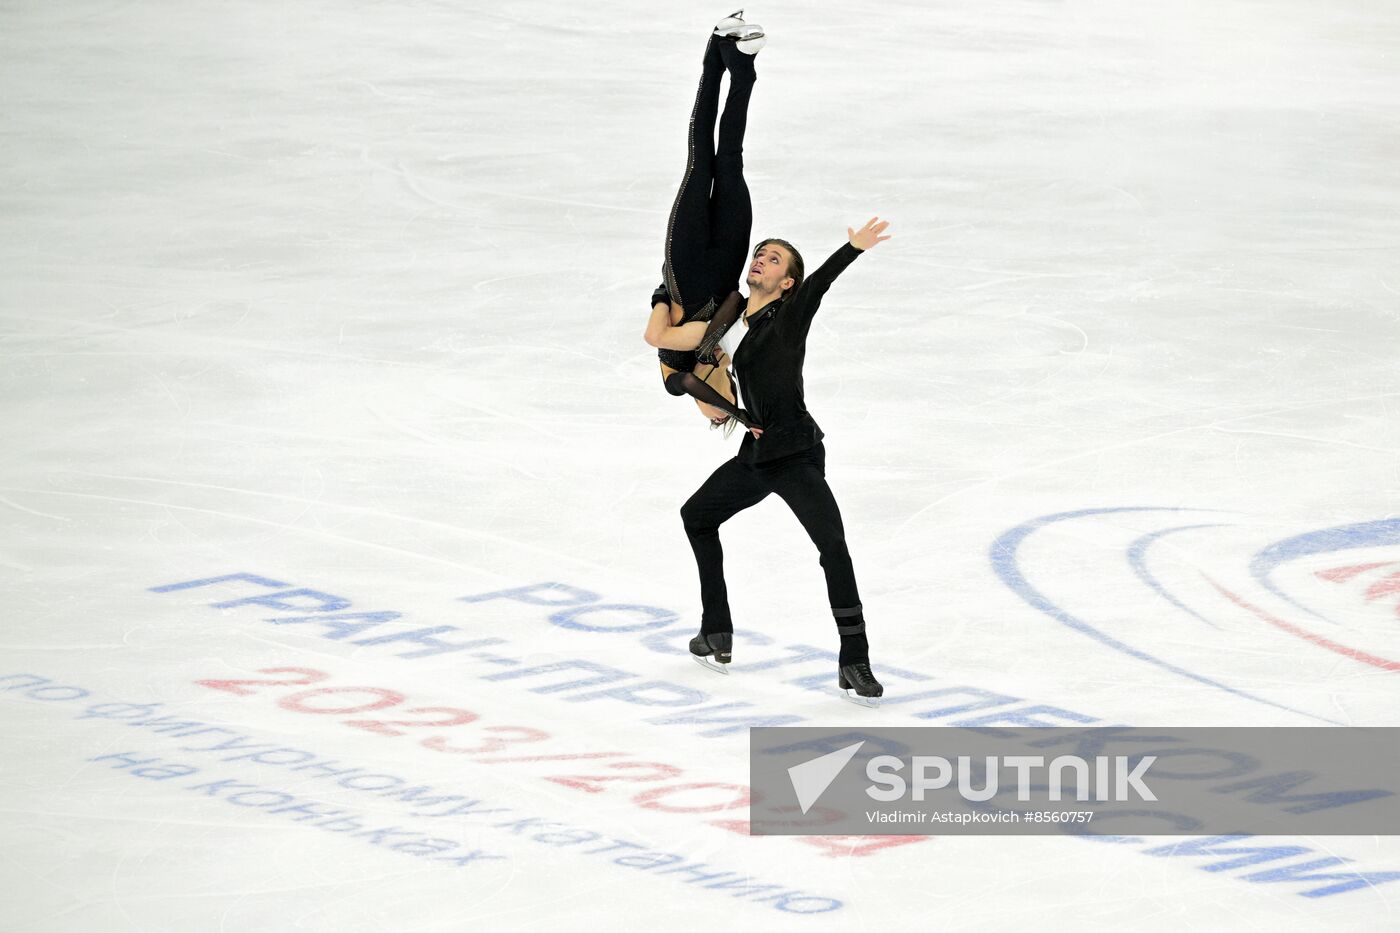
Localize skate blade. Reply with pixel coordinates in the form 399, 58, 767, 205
842, 690, 881, 708
692, 654, 731, 675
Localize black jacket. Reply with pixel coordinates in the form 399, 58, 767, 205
734, 242, 863, 463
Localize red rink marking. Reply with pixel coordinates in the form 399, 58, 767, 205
1206, 575, 1400, 672
1363, 573, 1400, 604
1314, 561, 1397, 584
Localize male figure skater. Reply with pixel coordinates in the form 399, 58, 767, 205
684, 217, 892, 705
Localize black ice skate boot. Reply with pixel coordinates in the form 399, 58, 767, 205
835, 610, 881, 706
689, 631, 732, 675
838, 662, 883, 708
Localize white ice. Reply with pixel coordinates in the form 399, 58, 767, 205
3, 1, 1399, 930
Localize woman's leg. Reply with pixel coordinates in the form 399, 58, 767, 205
709, 44, 756, 291
663, 36, 725, 312
692, 46, 758, 360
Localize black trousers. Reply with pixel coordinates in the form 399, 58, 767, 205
664, 36, 756, 314
680, 443, 862, 632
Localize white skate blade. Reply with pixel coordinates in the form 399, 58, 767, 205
692, 654, 731, 675
842, 689, 880, 708
714, 10, 746, 35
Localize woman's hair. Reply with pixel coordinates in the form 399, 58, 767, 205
754, 238, 804, 299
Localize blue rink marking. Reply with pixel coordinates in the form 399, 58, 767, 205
152, 575, 1108, 732
1249, 518, 1400, 624
1126, 524, 1227, 630
989, 506, 1340, 724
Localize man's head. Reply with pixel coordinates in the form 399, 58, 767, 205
747, 238, 805, 301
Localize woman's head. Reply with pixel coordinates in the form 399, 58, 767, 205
747, 238, 804, 300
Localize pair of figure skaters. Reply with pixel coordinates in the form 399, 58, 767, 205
644, 12, 890, 705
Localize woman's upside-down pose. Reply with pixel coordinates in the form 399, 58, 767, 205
643, 13, 766, 434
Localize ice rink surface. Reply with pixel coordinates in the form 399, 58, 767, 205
3, 0, 1399, 929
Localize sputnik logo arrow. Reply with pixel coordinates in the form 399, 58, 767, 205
788, 741, 865, 814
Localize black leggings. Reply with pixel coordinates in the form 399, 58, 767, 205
680, 443, 863, 634
664, 36, 756, 314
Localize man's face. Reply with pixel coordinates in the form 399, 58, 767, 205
747, 243, 794, 296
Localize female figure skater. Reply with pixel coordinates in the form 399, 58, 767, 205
643, 13, 766, 433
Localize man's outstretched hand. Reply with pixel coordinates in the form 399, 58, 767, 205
848, 217, 892, 251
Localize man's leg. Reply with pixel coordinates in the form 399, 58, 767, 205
764, 446, 882, 701
680, 457, 771, 637
763, 445, 869, 665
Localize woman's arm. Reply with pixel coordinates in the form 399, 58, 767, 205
644, 301, 711, 350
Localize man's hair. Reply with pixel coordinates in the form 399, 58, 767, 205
753, 238, 804, 299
